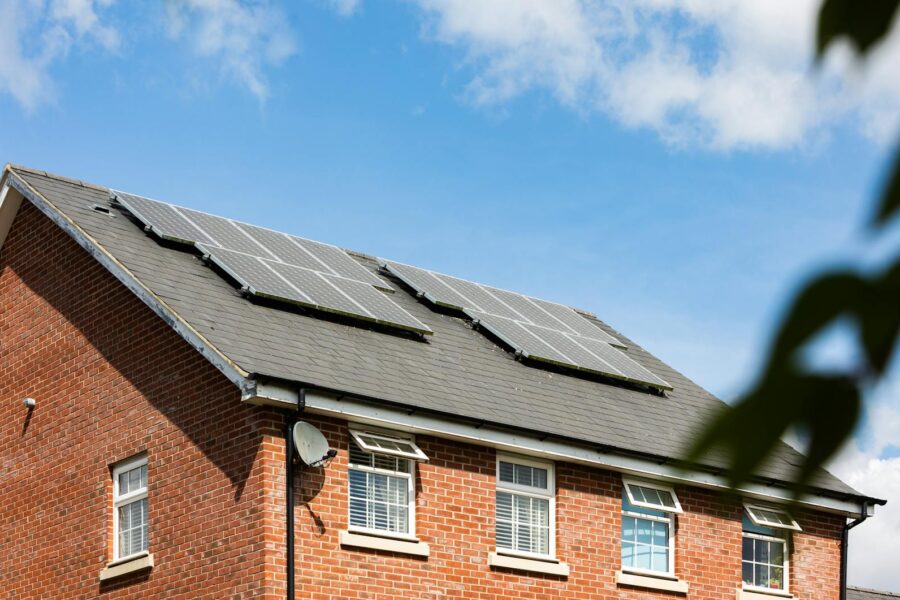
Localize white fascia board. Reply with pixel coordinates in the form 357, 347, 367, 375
3, 169, 255, 397
302, 389, 871, 517
0, 179, 24, 252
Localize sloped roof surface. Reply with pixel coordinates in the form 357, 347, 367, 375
7, 166, 861, 497
849, 587, 900, 600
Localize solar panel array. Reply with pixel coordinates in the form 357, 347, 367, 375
382, 261, 671, 390
114, 191, 432, 335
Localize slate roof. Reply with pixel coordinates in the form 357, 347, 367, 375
849, 587, 900, 600
5, 165, 870, 500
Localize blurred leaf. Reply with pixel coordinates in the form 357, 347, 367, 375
765, 272, 865, 371
795, 377, 860, 490
873, 149, 900, 226
858, 259, 900, 373
685, 370, 807, 488
817, 0, 900, 57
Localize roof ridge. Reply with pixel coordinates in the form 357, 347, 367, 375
6, 164, 109, 193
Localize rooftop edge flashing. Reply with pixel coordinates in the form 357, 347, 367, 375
3, 166, 255, 398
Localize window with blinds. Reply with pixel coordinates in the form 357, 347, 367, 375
112, 455, 148, 560
347, 432, 417, 537
495, 454, 555, 558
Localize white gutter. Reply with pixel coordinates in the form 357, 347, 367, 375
292, 388, 873, 517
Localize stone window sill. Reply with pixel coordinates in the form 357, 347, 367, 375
616, 570, 689, 594
339, 530, 430, 557
488, 552, 570, 576
99, 552, 154, 581
739, 586, 794, 599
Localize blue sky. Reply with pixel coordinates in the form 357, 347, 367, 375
1, 0, 899, 590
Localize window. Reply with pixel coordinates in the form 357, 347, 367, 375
112, 455, 148, 561
348, 429, 425, 538
620, 478, 679, 576
495, 454, 555, 559
745, 504, 801, 531
742, 506, 797, 592
349, 429, 429, 462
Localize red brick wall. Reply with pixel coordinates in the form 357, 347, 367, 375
0, 201, 285, 599
294, 415, 845, 599
0, 198, 845, 599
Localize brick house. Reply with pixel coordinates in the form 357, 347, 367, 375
0, 164, 886, 599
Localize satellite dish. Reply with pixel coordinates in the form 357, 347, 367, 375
292, 421, 332, 467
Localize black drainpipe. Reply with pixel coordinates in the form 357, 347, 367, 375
285, 388, 306, 600
839, 502, 869, 600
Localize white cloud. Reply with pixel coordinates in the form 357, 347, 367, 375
164, 0, 297, 102
827, 375, 900, 592
326, 0, 360, 18
407, 0, 900, 150
0, 0, 119, 111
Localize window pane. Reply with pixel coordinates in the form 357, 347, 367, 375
755, 540, 770, 563
755, 564, 768, 587
622, 541, 635, 567
622, 516, 636, 541
635, 544, 652, 570
349, 441, 372, 467
742, 561, 754, 585
742, 537, 754, 561
119, 472, 129, 495
499, 461, 515, 483
652, 547, 668, 572
349, 498, 367, 527
770, 541, 785, 565
139, 465, 147, 489
348, 469, 367, 498
652, 521, 667, 546
770, 566, 784, 589
630, 485, 646, 503
636, 519, 653, 545
641, 487, 661, 506
497, 520, 513, 550
658, 491, 675, 509
129, 468, 141, 491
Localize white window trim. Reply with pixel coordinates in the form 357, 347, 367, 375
742, 530, 791, 594
347, 428, 418, 539
745, 503, 802, 532
112, 455, 148, 562
621, 477, 678, 578
623, 477, 683, 513
349, 428, 429, 462
495, 452, 556, 561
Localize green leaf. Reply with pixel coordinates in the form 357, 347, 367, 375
794, 377, 860, 492
817, 0, 900, 57
684, 370, 807, 488
765, 272, 865, 372
872, 147, 900, 227
858, 259, 900, 373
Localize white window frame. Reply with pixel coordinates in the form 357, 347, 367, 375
348, 428, 429, 462
347, 428, 419, 541
745, 503, 802, 532
112, 455, 148, 561
495, 452, 556, 560
623, 477, 683, 514
742, 529, 790, 593
621, 478, 678, 577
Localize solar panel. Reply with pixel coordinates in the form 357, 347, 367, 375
383, 260, 671, 390
115, 191, 431, 335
